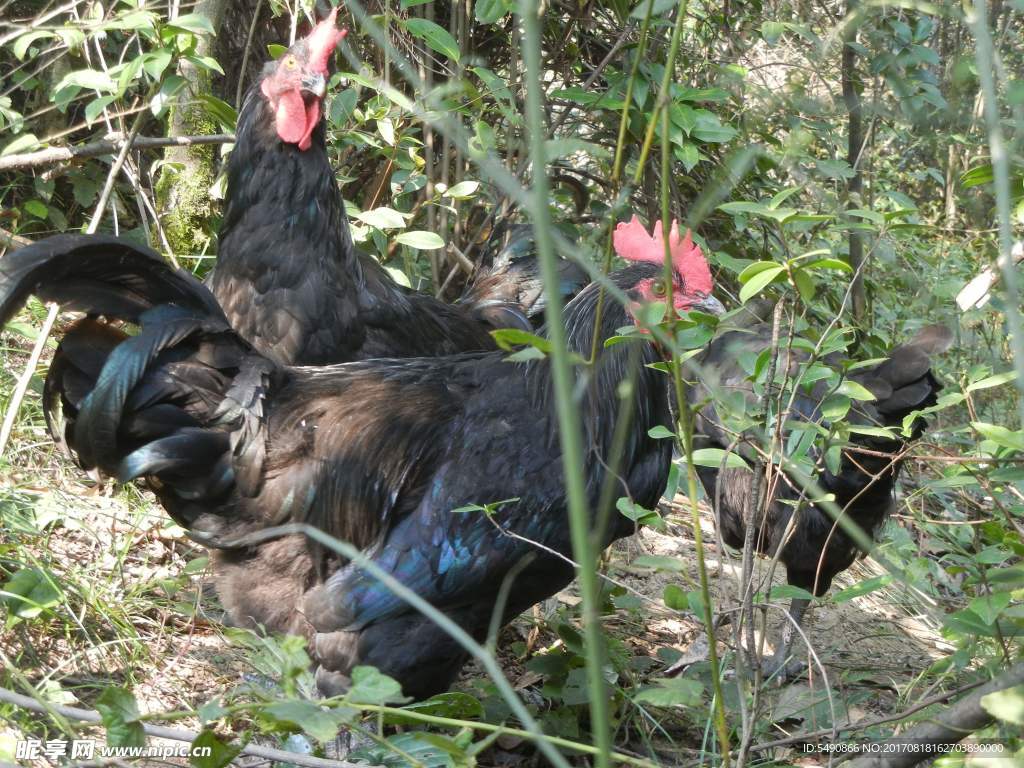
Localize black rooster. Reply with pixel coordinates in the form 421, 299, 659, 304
0, 225, 714, 699
611, 212, 956, 679
213, 10, 580, 366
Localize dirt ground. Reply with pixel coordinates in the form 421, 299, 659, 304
2, 479, 958, 766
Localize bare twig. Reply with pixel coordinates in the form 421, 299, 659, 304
0, 133, 234, 172
0, 227, 32, 252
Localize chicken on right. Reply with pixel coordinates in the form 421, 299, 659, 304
611, 213, 955, 680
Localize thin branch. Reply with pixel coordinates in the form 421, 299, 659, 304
0, 133, 234, 172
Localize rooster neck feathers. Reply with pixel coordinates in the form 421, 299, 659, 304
221, 86, 355, 270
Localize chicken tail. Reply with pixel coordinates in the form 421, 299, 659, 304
461, 224, 589, 329
1, 234, 265, 527
828, 324, 953, 513
855, 324, 954, 435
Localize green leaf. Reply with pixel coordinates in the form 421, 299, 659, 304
691, 111, 736, 143
967, 370, 1018, 392
972, 422, 1024, 452
648, 425, 675, 439
802, 257, 853, 273
197, 94, 238, 131
846, 424, 897, 439
769, 584, 815, 601
23, 200, 47, 219
630, 0, 678, 17
400, 692, 484, 720
821, 394, 851, 421
720, 200, 797, 223
56, 68, 117, 94
376, 118, 395, 146
832, 575, 892, 603
395, 231, 444, 250
189, 730, 241, 768
116, 56, 144, 96
633, 678, 704, 707
85, 95, 117, 125
261, 700, 353, 742
150, 75, 187, 115
980, 685, 1024, 726
475, 0, 514, 23
960, 163, 994, 188
618, 497, 665, 530
791, 268, 815, 302
95, 688, 145, 747
1, 567, 61, 617
662, 584, 688, 610
443, 180, 480, 199
142, 49, 172, 79
683, 448, 750, 470
761, 20, 785, 43
968, 592, 1012, 625
12, 31, 55, 60
675, 141, 700, 171
739, 264, 786, 303
347, 666, 407, 705
836, 380, 876, 401
846, 208, 885, 225
184, 54, 224, 75
403, 18, 460, 62
942, 608, 1020, 638
490, 328, 551, 353
267, 43, 287, 59
401, 0, 433, 7
165, 12, 215, 36
356, 207, 410, 229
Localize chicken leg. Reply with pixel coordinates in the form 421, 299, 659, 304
761, 597, 810, 682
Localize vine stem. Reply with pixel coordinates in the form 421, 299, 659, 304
968, 0, 1024, 423
650, 0, 732, 762
520, 1, 611, 766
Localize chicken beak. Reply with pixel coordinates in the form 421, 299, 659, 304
300, 72, 327, 98
692, 294, 726, 315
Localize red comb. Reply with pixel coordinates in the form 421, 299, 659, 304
613, 215, 713, 295
307, 7, 346, 74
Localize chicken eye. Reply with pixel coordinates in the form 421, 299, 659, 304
650, 279, 667, 297
285, 56, 297, 69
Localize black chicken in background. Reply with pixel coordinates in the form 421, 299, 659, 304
0, 223, 715, 698
213, 10, 584, 366
672, 278, 953, 678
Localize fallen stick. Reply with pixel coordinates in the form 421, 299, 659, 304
844, 661, 1024, 768
956, 241, 1024, 311
0, 686, 371, 768
0, 133, 235, 172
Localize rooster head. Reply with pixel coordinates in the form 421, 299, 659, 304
260, 8, 347, 151
613, 215, 723, 315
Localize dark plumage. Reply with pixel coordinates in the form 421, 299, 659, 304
0, 233, 685, 699
688, 304, 952, 677
212, 15, 582, 366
